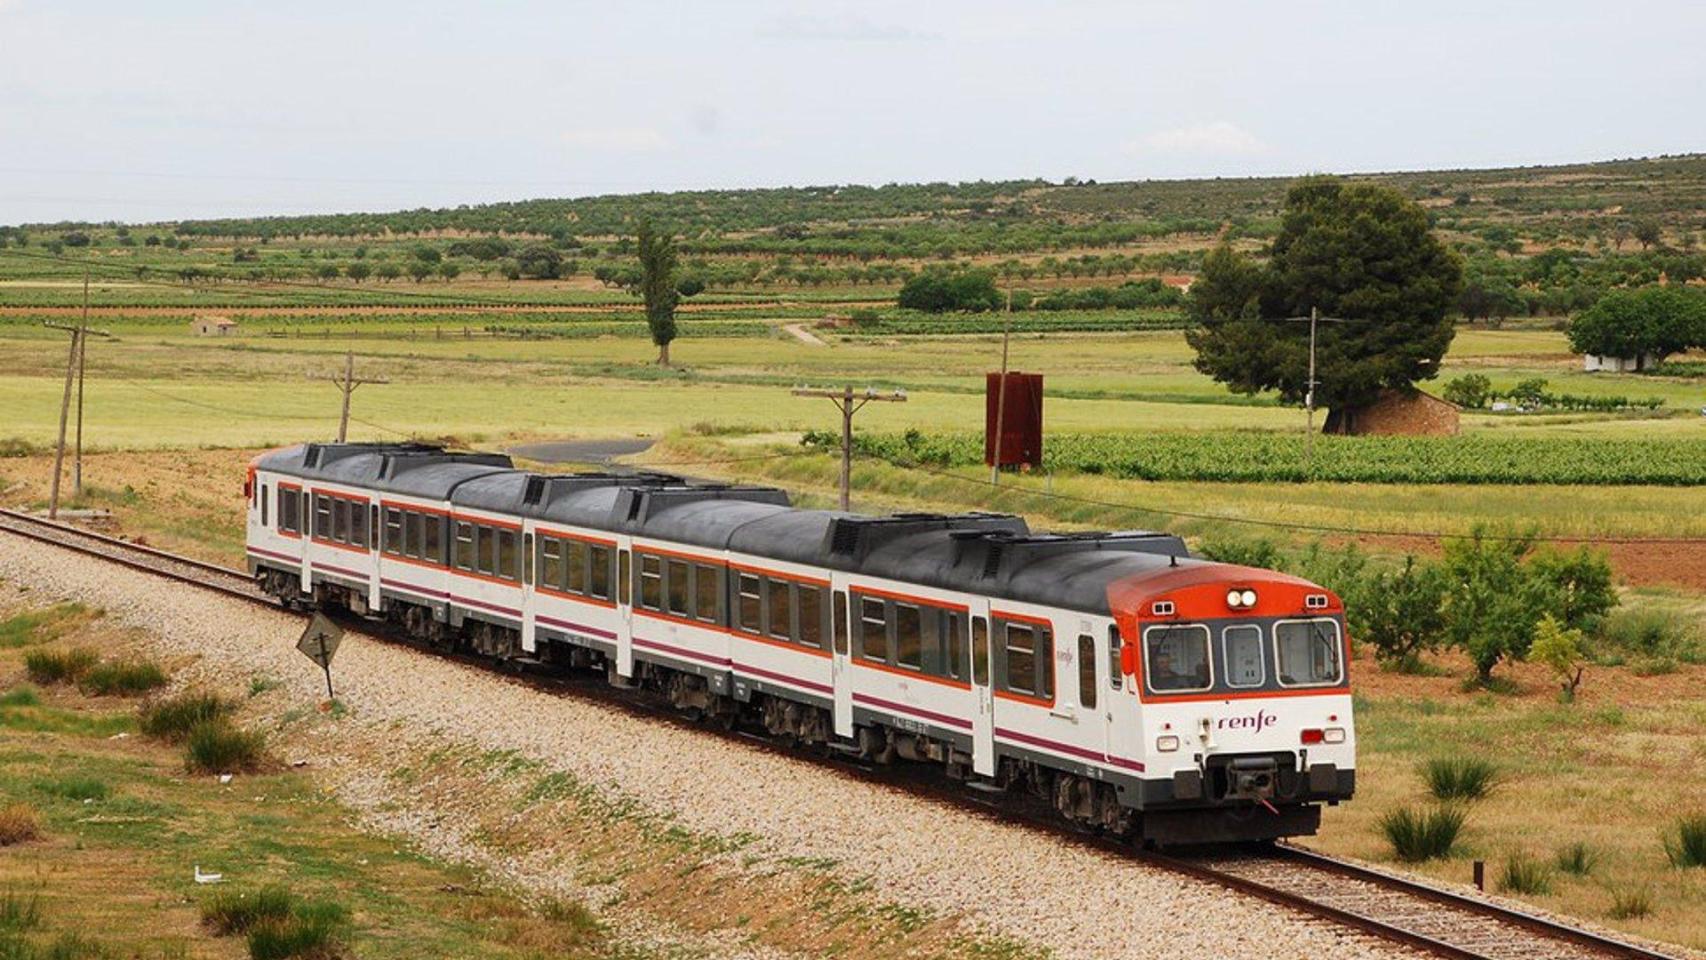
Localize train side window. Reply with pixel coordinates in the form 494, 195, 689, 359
893, 603, 922, 670
832, 591, 849, 655
384, 509, 402, 556
353, 504, 371, 549
496, 529, 517, 579
737, 574, 762, 633
766, 578, 792, 641
453, 522, 474, 570
1004, 623, 1036, 695
638, 553, 662, 610
475, 528, 496, 576
1108, 625, 1123, 690
330, 498, 348, 543
972, 616, 989, 686
797, 586, 823, 648
260, 485, 269, 527
422, 515, 442, 564
402, 512, 420, 558
1223, 625, 1265, 688
314, 495, 331, 539
278, 490, 298, 533
858, 596, 887, 662
522, 533, 534, 585
943, 611, 965, 680
540, 537, 563, 589
369, 505, 379, 549
588, 545, 611, 599
666, 559, 690, 616
618, 550, 631, 605
1078, 634, 1097, 710
566, 540, 587, 594
693, 564, 720, 624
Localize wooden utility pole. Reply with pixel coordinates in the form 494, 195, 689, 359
44, 304, 112, 519
1283, 308, 1352, 477
991, 286, 1013, 486
311, 351, 389, 442
792, 386, 907, 511
74, 269, 90, 498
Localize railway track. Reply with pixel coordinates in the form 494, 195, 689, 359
0, 510, 1688, 960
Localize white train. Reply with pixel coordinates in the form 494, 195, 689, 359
245, 442, 1355, 844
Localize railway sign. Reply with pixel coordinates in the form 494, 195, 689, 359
295, 612, 343, 698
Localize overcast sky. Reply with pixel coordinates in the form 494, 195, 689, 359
2, 0, 1701, 225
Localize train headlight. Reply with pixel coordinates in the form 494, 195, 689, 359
1155, 735, 1180, 753
1225, 588, 1258, 609
1322, 727, 1346, 744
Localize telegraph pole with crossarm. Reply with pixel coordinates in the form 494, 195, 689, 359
310, 352, 389, 443
792, 386, 907, 511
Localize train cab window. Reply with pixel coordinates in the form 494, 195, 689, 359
260, 485, 268, 527
798, 586, 823, 648
1275, 619, 1342, 687
1223, 625, 1265, 688
1003, 622, 1052, 698
972, 617, 989, 686
1108, 625, 1123, 690
893, 603, 922, 670
540, 537, 564, 589
666, 559, 690, 617
314, 495, 331, 539
832, 592, 849, 655
1143, 624, 1212, 693
693, 564, 720, 623
737, 574, 762, 633
766, 578, 792, 641
638, 553, 662, 610
858, 596, 887, 662
454, 522, 476, 571
588, 545, 611, 599
1078, 634, 1097, 710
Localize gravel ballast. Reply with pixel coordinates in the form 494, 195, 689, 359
0, 537, 1416, 960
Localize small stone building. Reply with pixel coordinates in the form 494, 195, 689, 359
190, 316, 237, 336
1323, 388, 1460, 436
1583, 353, 1661, 373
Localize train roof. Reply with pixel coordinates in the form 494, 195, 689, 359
254, 443, 1201, 614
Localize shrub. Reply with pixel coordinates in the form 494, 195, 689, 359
1498, 853, 1554, 895
1601, 606, 1703, 662
0, 804, 42, 846
23, 648, 97, 684
140, 691, 236, 741
0, 685, 40, 707
1664, 813, 1706, 868
1554, 841, 1599, 877
1441, 373, 1492, 408
1530, 615, 1587, 700
1195, 536, 1280, 569
80, 659, 168, 696
201, 886, 296, 935
1420, 757, 1499, 801
185, 721, 267, 774
1607, 887, 1653, 919
1358, 556, 1450, 670
1379, 804, 1466, 862
247, 908, 346, 960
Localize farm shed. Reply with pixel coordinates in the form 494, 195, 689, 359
1583, 352, 1662, 372
1323, 388, 1460, 436
190, 316, 237, 336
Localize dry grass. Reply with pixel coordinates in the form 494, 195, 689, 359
0, 803, 42, 846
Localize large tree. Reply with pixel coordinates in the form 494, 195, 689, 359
637, 221, 679, 366
1186, 178, 1463, 427
1567, 285, 1706, 366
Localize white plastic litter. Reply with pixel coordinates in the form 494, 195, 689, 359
193, 865, 223, 884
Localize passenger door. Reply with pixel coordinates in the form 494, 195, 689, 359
830, 585, 853, 738
968, 600, 995, 777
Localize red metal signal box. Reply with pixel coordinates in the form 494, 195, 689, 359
985, 372, 1044, 469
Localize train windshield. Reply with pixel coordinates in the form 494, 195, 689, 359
1275, 618, 1343, 686
1143, 624, 1211, 693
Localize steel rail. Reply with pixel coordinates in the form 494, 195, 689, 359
0, 513, 1688, 960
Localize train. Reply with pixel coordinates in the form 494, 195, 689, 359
244, 442, 1355, 844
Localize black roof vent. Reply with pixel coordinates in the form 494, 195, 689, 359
303, 444, 321, 468
523, 476, 547, 505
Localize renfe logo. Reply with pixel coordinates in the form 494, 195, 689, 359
1216, 710, 1277, 733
